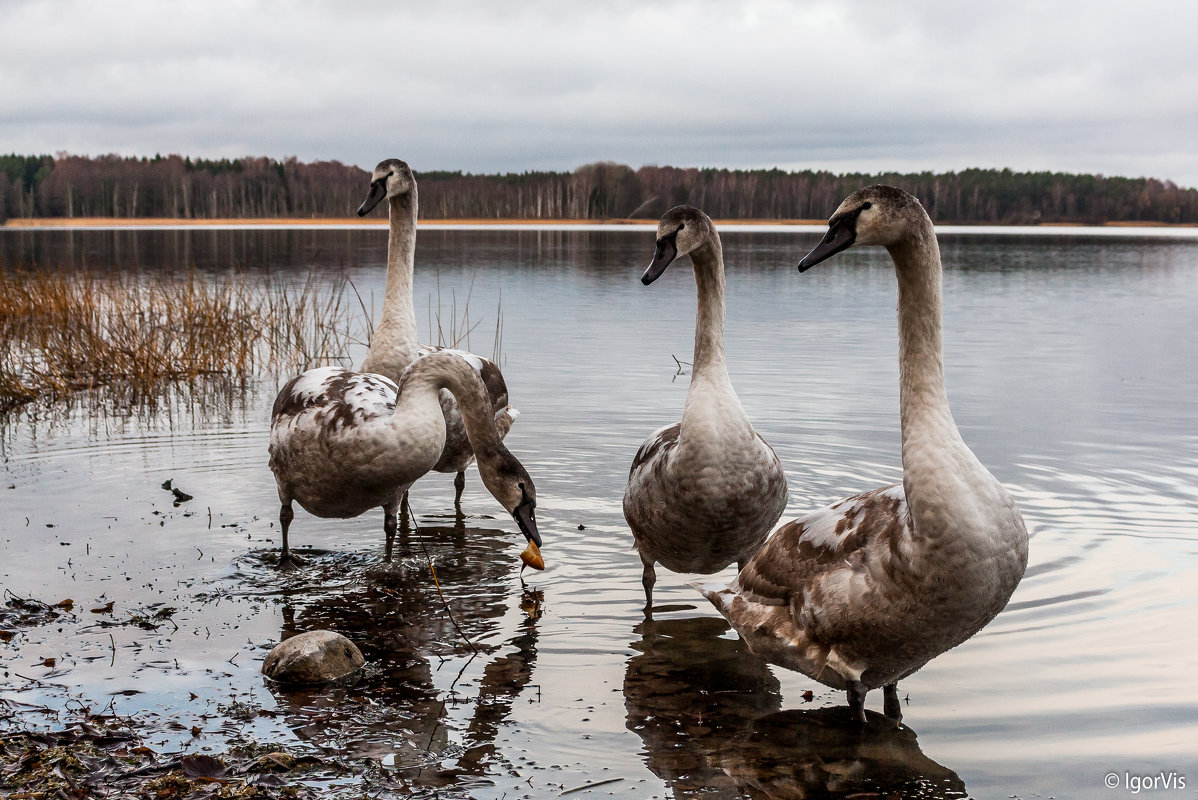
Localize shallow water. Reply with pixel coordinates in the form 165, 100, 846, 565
2, 226, 1197, 798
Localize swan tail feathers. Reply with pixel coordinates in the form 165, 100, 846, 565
495, 405, 518, 438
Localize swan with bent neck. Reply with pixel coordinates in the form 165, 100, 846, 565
625, 205, 788, 616
701, 185, 1028, 723
357, 158, 516, 506
268, 350, 540, 570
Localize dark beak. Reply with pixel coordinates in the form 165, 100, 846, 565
640, 238, 677, 285
798, 220, 855, 272
357, 180, 386, 216
513, 500, 541, 547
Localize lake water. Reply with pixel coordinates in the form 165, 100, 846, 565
2, 225, 1197, 799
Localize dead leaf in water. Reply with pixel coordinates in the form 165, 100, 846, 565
180, 754, 226, 780
91, 601, 115, 614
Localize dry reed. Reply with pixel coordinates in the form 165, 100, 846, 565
0, 269, 358, 413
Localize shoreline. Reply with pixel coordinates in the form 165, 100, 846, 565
0, 216, 824, 229
4, 216, 1196, 230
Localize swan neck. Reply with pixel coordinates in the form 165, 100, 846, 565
405, 353, 503, 458
689, 238, 729, 383
892, 229, 954, 435
367, 190, 420, 373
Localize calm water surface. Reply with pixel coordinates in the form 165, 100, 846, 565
2, 226, 1197, 798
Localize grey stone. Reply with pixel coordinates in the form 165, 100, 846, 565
262, 630, 364, 686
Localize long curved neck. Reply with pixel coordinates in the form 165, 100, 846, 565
364, 189, 420, 378
400, 352, 504, 459
891, 222, 953, 439
890, 219, 984, 524
688, 238, 731, 385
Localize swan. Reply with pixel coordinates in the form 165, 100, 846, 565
268, 350, 540, 570
356, 158, 517, 506
624, 205, 788, 615
701, 185, 1028, 723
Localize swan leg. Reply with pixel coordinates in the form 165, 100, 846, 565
640, 552, 656, 618
383, 501, 399, 563
453, 471, 466, 507
883, 683, 903, 722
847, 680, 868, 724
277, 502, 305, 570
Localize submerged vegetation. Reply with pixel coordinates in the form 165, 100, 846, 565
0, 269, 359, 413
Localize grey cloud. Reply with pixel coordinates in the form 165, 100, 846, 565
3, 0, 1196, 186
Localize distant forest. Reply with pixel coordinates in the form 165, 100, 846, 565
3, 153, 1197, 225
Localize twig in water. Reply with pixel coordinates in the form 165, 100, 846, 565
109, 633, 116, 666
561, 777, 625, 795
407, 495, 477, 656
13, 672, 69, 689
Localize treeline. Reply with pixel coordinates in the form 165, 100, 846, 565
0, 154, 363, 221
4, 153, 1197, 225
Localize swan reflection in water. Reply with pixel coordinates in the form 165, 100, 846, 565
623, 616, 968, 799
721, 708, 969, 799
624, 615, 782, 798
258, 515, 542, 788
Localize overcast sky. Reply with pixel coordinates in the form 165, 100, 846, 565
4, 0, 1197, 186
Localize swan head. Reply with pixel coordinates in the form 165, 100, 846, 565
357, 158, 416, 216
641, 205, 719, 285
797, 185, 928, 271
478, 454, 541, 548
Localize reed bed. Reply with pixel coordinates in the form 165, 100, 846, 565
0, 269, 359, 413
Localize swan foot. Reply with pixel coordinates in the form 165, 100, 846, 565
847, 680, 868, 724
453, 471, 466, 507
276, 551, 306, 571
883, 683, 903, 722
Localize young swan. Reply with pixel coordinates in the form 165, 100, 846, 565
357, 158, 517, 507
268, 351, 541, 571
625, 205, 788, 615
701, 185, 1028, 723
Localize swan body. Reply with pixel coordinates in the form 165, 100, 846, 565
357, 159, 516, 503
268, 351, 540, 569
625, 206, 788, 613
701, 186, 1028, 722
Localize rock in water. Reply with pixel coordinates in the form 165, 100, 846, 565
262, 630, 364, 686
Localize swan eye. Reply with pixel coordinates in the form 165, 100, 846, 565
861, 202, 872, 210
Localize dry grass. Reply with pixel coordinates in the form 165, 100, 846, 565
0, 269, 358, 413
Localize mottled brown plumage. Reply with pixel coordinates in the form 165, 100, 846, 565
625, 206, 788, 614
267, 352, 540, 570
702, 186, 1028, 723
357, 158, 517, 505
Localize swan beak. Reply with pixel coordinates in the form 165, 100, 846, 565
641, 239, 677, 285
513, 500, 542, 547
798, 220, 855, 272
357, 180, 387, 216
